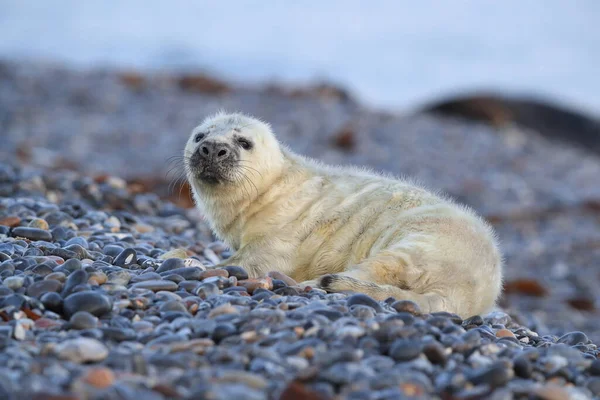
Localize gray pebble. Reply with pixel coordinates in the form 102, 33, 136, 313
63, 290, 113, 318
346, 294, 384, 313
389, 339, 423, 362
11, 227, 52, 241
131, 279, 178, 292
69, 311, 99, 330
26, 279, 62, 298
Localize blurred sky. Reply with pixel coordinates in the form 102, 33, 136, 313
1, 1, 599, 114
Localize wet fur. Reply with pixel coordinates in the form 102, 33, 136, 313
184, 112, 503, 317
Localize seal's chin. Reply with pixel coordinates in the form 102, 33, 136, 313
196, 168, 229, 185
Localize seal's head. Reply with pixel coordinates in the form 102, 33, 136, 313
184, 112, 285, 198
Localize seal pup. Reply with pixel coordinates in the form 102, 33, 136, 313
184, 112, 503, 317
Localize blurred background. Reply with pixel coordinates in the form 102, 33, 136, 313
1, 1, 599, 112
1, 1, 600, 339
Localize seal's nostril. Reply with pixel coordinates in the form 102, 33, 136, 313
202, 146, 209, 155
218, 150, 227, 157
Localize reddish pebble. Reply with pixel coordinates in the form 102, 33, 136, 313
35, 318, 64, 329
496, 329, 516, 338
0, 216, 21, 227
199, 269, 229, 279
82, 367, 115, 389
238, 277, 273, 294
400, 382, 426, 397
47, 256, 65, 265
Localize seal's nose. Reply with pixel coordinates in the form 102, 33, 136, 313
200, 141, 229, 160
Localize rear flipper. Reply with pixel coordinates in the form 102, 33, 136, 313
317, 274, 449, 314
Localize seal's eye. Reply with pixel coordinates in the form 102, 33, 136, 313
195, 133, 205, 143
237, 138, 253, 150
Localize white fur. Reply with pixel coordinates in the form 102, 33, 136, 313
185, 112, 503, 317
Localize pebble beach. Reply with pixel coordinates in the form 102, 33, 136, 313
1, 60, 600, 399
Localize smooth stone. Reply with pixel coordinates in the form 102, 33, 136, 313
0, 244, 15, 256
513, 356, 533, 378
12, 227, 52, 241
223, 286, 247, 294
44, 211, 73, 226
131, 280, 178, 292
101, 327, 137, 342
26, 279, 62, 298
1, 293, 26, 308
391, 300, 421, 314
63, 244, 89, 259
31, 263, 54, 276
389, 339, 423, 361
163, 273, 185, 284
12, 321, 27, 340
0, 262, 15, 274
61, 269, 89, 296
50, 226, 72, 241
106, 270, 131, 286
468, 362, 513, 387
3, 276, 24, 290
183, 258, 206, 269
211, 323, 237, 343
202, 276, 234, 289
199, 269, 229, 279
271, 279, 288, 291
159, 248, 187, 260
194, 282, 220, 299
496, 328, 516, 339
54, 337, 109, 363
274, 286, 300, 296
159, 300, 189, 313
81, 367, 115, 389
130, 272, 162, 283
223, 266, 249, 280
237, 277, 272, 293
25, 247, 44, 257
346, 293, 384, 313
45, 271, 67, 282
589, 359, 600, 376
40, 292, 63, 313
484, 311, 511, 326
88, 271, 107, 285
0, 215, 20, 228
423, 341, 448, 365
48, 248, 77, 260
65, 237, 89, 249
462, 315, 484, 327
63, 290, 113, 318
103, 244, 125, 258
557, 331, 589, 346
0, 326, 13, 338
313, 309, 343, 321
586, 377, 600, 396
113, 248, 137, 267
69, 311, 99, 330
162, 267, 203, 280
266, 270, 297, 286
179, 280, 202, 292
319, 362, 375, 385
28, 218, 50, 230
156, 257, 185, 273
55, 258, 82, 274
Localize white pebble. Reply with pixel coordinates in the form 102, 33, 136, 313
54, 337, 109, 363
